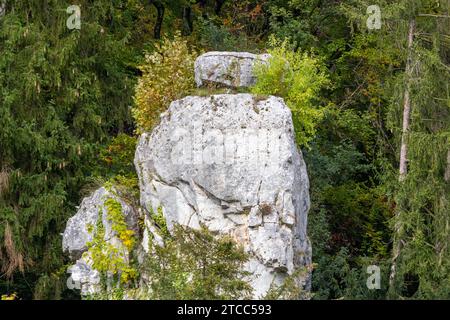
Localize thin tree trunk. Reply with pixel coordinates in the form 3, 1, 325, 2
399, 20, 416, 182
390, 19, 416, 290
445, 149, 450, 182
182, 6, 193, 36
214, 0, 226, 15
152, 0, 165, 39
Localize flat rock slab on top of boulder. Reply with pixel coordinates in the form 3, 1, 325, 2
194, 51, 270, 88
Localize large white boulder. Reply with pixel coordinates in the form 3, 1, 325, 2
134, 93, 312, 298
194, 52, 270, 88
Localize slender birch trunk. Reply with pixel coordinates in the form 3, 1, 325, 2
399, 20, 416, 182
390, 19, 416, 289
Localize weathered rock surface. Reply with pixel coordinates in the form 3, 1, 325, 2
67, 258, 101, 296
135, 93, 312, 298
62, 187, 138, 294
63, 187, 138, 259
194, 52, 270, 88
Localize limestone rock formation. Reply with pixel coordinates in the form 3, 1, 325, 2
63, 187, 138, 259
67, 258, 101, 296
194, 51, 270, 88
63, 51, 312, 299
62, 187, 138, 294
134, 93, 311, 298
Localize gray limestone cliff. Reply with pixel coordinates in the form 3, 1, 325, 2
62, 51, 312, 299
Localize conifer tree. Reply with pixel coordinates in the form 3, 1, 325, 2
343, 0, 450, 298
0, 0, 141, 298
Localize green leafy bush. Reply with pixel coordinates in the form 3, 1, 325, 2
83, 195, 138, 300
133, 34, 197, 132
251, 37, 330, 147
100, 134, 137, 177
140, 224, 252, 300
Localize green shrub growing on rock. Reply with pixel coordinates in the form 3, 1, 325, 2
133, 34, 197, 132
139, 224, 253, 300
251, 37, 330, 148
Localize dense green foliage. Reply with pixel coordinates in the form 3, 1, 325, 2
252, 37, 330, 147
0, 0, 140, 299
1, 0, 449, 300
139, 224, 252, 300
133, 34, 197, 132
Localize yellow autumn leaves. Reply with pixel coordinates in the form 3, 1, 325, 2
133, 34, 197, 132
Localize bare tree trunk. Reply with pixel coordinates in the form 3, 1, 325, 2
151, 0, 165, 39
182, 6, 193, 36
445, 149, 450, 182
399, 20, 416, 182
214, 0, 226, 15
390, 19, 416, 290
0, 1, 6, 17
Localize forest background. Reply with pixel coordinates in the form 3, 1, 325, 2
0, 0, 449, 300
